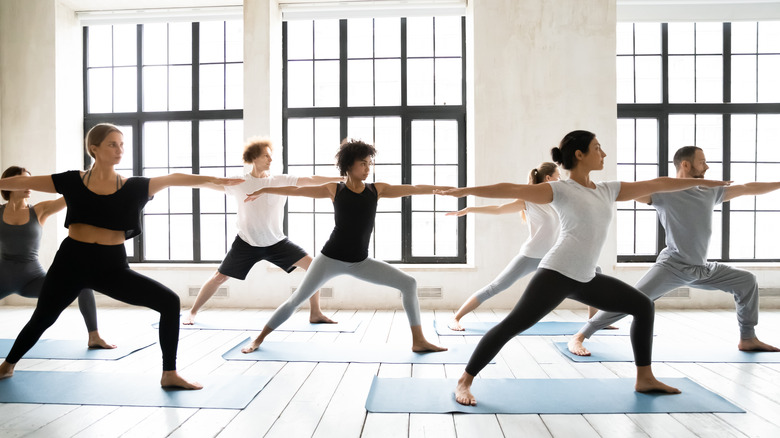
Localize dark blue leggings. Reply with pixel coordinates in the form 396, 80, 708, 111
4, 237, 181, 370
465, 268, 655, 376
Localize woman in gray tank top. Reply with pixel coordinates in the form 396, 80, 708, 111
0, 165, 114, 349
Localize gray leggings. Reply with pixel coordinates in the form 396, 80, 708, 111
473, 255, 541, 304
579, 260, 759, 339
266, 254, 422, 329
0, 259, 99, 332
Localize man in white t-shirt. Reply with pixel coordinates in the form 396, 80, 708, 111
183, 137, 342, 325
569, 146, 780, 356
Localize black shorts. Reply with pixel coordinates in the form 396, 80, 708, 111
218, 236, 308, 280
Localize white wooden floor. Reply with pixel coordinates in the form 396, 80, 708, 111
1, 305, 780, 438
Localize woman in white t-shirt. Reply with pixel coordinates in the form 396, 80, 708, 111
438, 130, 730, 406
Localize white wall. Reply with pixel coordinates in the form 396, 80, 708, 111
1, 0, 779, 312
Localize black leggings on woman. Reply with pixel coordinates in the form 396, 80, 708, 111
464, 268, 655, 376
5, 237, 181, 370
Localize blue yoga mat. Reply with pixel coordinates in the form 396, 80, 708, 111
222, 337, 489, 364
365, 376, 744, 414
553, 340, 780, 363
434, 320, 628, 336
0, 338, 155, 361
154, 316, 360, 332
0, 370, 270, 409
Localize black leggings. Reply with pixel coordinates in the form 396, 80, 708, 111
4, 237, 181, 370
465, 268, 655, 376
0, 260, 99, 332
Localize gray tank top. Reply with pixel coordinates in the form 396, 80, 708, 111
0, 204, 42, 262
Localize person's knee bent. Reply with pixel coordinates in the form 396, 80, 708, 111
398, 272, 417, 297
212, 271, 230, 285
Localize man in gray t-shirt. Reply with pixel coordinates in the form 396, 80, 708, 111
569, 146, 780, 356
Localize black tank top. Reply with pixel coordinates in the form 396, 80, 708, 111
320, 182, 377, 262
0, 204, 42, 262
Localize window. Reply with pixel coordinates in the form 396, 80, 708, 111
617, 21, 780, 262
83, 21, 244, 262
282, 17, 467, 263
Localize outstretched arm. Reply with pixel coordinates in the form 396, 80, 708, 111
34, 197, 67, 225
723, 181, 780, 202
617, 177, 730, 202
445, 199, 526, 217
375, 183, 456, 199
148, 174, 243, 196
296, 175, 343, 186
436, 183, 553, 204
245, 183, 337, 202
0, 175, 56, 194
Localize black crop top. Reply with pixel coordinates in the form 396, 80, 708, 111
320, 183, 377, 262
51, 170, 152, 240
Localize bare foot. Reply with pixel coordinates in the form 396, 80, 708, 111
241, 338, 262, 354
182, 311, 196, 325
0, 361, 15, 380
310, 313, 336, 324
454, 374, 476, 406
567, 334, 591, 356
447, 319, 465, 331
738, 337, 780, 352
635, 376, 681, 394
88, 332, 117, 349
160, 370, 203, 390
412, 340, 448, 352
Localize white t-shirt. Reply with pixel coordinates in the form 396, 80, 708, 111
223, 173, 299, 247
518, 202, 560, 258
539, 179, 622, 282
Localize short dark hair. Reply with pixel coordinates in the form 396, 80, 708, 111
550, 130, 596, 170
1, 166, 30, 201
673, 146, 702, 170
243, 137, 272, 164
335, 139, 376, 176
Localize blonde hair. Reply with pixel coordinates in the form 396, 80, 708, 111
85, 123, 122, 159
243, 137, 273, 164
521, 162, 558, 222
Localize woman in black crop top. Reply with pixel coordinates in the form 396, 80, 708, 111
239, 139, 452, 354
0, 166, 114, 350
0, 123, 242, 390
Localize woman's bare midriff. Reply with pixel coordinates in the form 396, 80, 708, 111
68, 223, 125, 245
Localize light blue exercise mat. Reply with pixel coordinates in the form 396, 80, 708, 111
0, 338, 155, 361
0, 370, 271, 409
153, 315, 360, 332
553, 340, 780, 363
434, 320, 628, 336
222, 337, 490, 364
365, 376, 744, 414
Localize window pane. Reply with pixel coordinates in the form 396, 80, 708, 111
729, 163, 756, 210
288, 118, 314, 165
435, 16, 462, 57
200, 120, 226, 167
636, 119, 658, 163
668, 22, 694, 54
88, 68, 112, 113
143, 66, 167, 111
616, 57, 635, 103
375, 59, 401, 106
436, 120, 459, 165
407, 17, 433, 57
731, 22, 757, 53
170, 214, 193, 260
617, 211, 635, 254
635, 56, 661, 103
756, 115, 780, 162
731, 55, 757, 103
411, 212, 434, 256
288, 60, 314, 107
143, 23, 167, 65
374, 213, 401, 260
435, 58, 462, 105
668, 114, 696, 147
314, 20, 340, 59
314, 60, 340, 107
756, 164, 780, 210
375, 117, 402, 163
169, 22, 192, 64
287, 21, 313, 59
200, 21, 225, 63
169, 65, 192, 111
113, 24, 137, 66
144, 215, 169, 260
348, 59, 374, 107
730, 212, 755, 259
170, 187, 193, 214
758, 55, 780, 103
731, 114, 756, 162
617, 119, 636, 163
668, 56, 695, 103
634, 22, 661, 54
696, 56, 722, 103
636, 210, 658, 254
88, 25, 113, 67
375, 18, 400, 58
143, 121, 168, 168
225, 20, 243, 63
616, 23, 634, 55
756, 213, 780, 258
435, 213, 458, 256
225, 63, 243, 109
200, 214, 228, 260
169, 121, 192, 168
200, 64, 225, 110
412, 120, 434, 164
758, 21, 780, 53
407, 59, 434, 105
695, 22, 722, 55
288, 213, 314, 255
348, 19, 373, 58
113, 67, 137, 112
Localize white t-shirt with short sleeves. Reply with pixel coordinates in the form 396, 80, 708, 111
223, 173, 299, 247
519, 202, 560, 258
539, 179, 621, 282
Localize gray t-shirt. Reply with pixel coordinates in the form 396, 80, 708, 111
651, 186, 725, 266
539, 179, 622, 282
